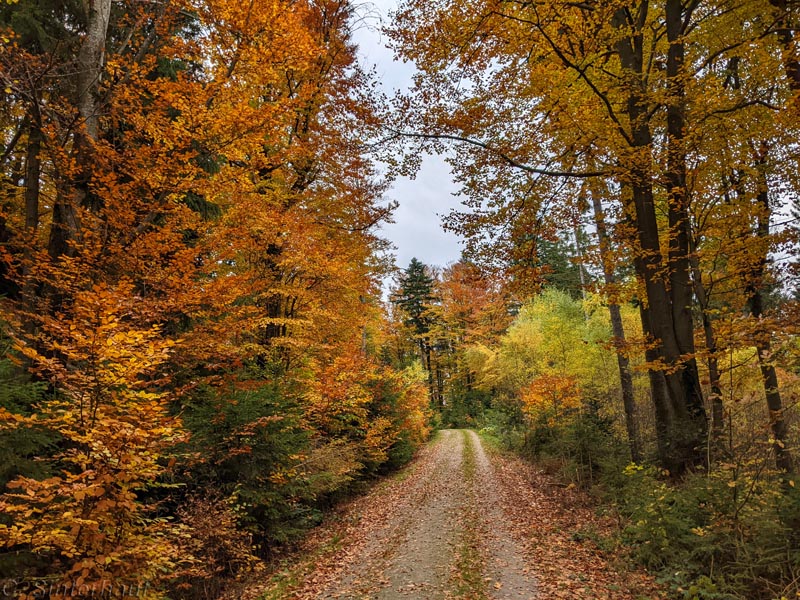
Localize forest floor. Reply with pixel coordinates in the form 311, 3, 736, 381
247, 429, 666, 600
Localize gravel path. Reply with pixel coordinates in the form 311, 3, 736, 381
253, 429, 664, 600
312, 429, 538, 599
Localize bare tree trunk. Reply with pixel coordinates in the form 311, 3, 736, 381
687, 237, 725, 454
435, 360, 444, 409
77, 0, 112, 141
423, 341, 435, 407
21, 120, 42, 333
24, 121, 41, 233
746, 149, 793, 473
665, 0, 707, 428
588, 184, 641, 462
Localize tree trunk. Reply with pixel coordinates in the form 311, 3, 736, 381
746, 148, 793, 473
48, 0, 112, 260
77, 0, 112, 141
588, 184, 641, 462
423, 341, 435, 407
24, 121, 41, 233
435, 360, 445, 409
613, 4, 708, 473
21, 120, 42, 332
688, 236, 725, 454
664, 0, 709, 467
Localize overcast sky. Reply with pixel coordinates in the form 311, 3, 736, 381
351, 0, 464, 274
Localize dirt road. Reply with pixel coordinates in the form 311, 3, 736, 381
315, 429, 536, 599
256, 430, 665, 600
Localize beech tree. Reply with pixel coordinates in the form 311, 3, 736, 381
387, 0, 799, 473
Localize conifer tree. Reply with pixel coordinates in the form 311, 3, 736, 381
392, 258, 441, 406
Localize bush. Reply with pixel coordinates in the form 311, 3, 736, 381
177, 360, 431, 554
178, 381, 317, 550
170, 494, 260, 600
611, 463, 800, 599
487, 396, 800, 599
442, 389, 491, 429
0, 357, 59, 578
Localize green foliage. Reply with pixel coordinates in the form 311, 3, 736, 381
392, 258, 438, 337
0, 358, 56, 489
441, 388, 490, 428
0, 0, 81, 53
533, 233, 590, 299
606, 464, 800, 599
177, 363, 429, 553
0, 348, 60, 576
473, 289, 628, 403
179, 381, 318, 549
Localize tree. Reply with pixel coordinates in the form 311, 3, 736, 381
0, 0, 429, 592
392, 258, 441, 406
387, 0, 798, 473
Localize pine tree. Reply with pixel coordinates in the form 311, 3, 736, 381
392, 258, 441, 406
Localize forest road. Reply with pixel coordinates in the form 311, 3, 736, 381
314, 429, 538, 599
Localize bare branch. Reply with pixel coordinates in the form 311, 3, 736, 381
383, 129, 607, 178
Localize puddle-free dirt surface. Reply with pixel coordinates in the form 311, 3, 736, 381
251, 429, 665, 600
315, 429, 536, 599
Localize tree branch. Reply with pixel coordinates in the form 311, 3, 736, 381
383, 129, 607, 178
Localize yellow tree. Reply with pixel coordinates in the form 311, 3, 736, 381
387, 0, 799, 472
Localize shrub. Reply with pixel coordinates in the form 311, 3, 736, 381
612, 462, 800, 599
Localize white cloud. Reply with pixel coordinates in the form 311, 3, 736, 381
352, 0, 464, 272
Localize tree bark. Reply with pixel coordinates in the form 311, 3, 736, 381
613, 3, 708, 473
588, 184, 641, 462
21, 120, 43, 329
688, 237, 725, 454
48, 0, 112, 260
423, 341, 435, 406
24, 121, 41, 233
746, 147, 793, 473
77, 0, 112, 141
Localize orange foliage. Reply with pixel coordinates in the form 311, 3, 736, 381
0, 0, 420, 593
520, 374, 581, 425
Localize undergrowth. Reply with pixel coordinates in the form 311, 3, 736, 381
480, 408, 800, 600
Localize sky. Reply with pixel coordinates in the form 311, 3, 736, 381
350, 0, 464, 274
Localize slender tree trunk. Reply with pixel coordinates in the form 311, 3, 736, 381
746, 148, 793, 473
24, 121, 41, 233
424, 341, 435, 406
688, 237, 725, 453
435, 360, 444, 409
21, 121, 42, 334
664, 0, 708, 466
573, 226, 589, 319
588, 184, 641, 462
